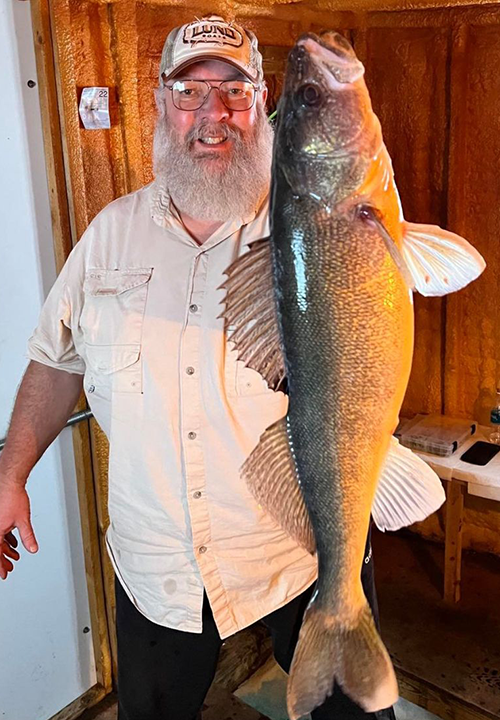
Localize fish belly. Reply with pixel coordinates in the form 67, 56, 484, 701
274, 203, 413, 617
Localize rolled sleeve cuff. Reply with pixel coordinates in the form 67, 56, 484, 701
27, 333, 86, 375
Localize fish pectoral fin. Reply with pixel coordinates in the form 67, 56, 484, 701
220, 238, 286, 391
372, 437, 446, 532
401, 221, 486, 296
356, 203, 415, 289
242, 416, 316, 554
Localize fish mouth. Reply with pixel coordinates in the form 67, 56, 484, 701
283, 32, 369, 159
294, 32, 365, 86
304, 31, 357, 63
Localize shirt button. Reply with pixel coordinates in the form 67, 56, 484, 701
189, 304, 198, 313
88, 385, 95, 393
188, 431, 197, 440
193, 491, 202, 499
199, 546, 207, 554
186, 366, 195, 375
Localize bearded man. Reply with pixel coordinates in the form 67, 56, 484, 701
0, 16, 395, 720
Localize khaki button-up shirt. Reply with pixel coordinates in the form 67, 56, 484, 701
27, 182, 317, 638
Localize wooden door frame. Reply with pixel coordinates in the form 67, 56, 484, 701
29, 1, 113, 717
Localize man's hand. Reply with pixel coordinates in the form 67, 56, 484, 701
0, 361, 84, 580
0, 481, 38, 579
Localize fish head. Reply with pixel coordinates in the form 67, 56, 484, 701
275, 32, 382, 209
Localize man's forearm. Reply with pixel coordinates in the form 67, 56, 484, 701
0, 361, 84, 486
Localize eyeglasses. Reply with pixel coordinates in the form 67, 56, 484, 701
165, 79, 260, 112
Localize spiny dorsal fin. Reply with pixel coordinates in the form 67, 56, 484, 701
221, 239, 286, 391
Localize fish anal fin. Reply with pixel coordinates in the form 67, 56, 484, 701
372, 437, 446, 532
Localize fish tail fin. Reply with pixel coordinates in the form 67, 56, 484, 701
287, 603, 398, 720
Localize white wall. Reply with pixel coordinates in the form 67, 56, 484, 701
0, 3, 97, 719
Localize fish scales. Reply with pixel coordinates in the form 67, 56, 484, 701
273, 189, 413, 609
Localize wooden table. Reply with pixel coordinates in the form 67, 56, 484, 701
414, 426, 500, 604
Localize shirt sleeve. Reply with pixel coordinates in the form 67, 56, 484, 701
27, 240, 87, 375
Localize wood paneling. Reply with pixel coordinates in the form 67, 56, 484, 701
79, 0, 500, 11
445, 23, 500, 423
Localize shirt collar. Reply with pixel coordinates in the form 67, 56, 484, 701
149, 178, 269, 248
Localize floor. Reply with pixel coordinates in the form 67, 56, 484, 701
79, 684, 269, 720
373, 530, 500, 717
82, 667, 440, 720
235, 656, 441, 720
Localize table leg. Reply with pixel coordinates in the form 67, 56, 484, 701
444, 479, 466, 603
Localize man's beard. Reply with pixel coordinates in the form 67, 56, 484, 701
152, 100, 274, 222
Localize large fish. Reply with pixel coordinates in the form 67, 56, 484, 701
222, 32, 485, 720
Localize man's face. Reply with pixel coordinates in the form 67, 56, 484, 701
153, 57, 274, 223
163, 59, 268, 164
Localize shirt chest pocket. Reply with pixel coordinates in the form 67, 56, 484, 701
81, 268, 152, 393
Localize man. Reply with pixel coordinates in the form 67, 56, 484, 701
0, 16, 395, 720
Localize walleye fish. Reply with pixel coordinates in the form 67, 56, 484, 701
222, 32, 485, 720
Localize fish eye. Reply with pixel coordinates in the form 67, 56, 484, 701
357, 204, 374, 221
298, 83, 322, 107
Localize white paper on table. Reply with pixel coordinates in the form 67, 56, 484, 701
79, 87, 111, 130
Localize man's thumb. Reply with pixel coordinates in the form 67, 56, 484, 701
19, 522, 38, 553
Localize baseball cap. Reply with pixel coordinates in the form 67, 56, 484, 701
159, 15, 264, 86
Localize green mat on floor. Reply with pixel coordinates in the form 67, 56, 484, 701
235, 658, 442, 720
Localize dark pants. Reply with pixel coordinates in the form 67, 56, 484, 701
116, 533, 396, 720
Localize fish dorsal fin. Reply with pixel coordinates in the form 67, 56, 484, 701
242, 422, 444, 546
372, 437, 445, 532
220, 239, 286, 391
401, 221, 486, 296
242, 416, 316, 554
